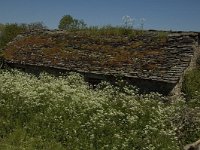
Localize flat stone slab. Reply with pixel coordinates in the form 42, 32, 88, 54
2, 29, 199, 84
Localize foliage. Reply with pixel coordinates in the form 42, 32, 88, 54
178, 69, 200, 145
0, 70, 183, 149
24, 22, 47, 30
0, 23, 5, 32
0, 128, 65, 150
83, 25, 137, 37
0, 22, 47, 50
0, 70, 199, 149
172, 99, 200, 146
58, 15, 86, 30
182, 69, 200, 99
0, 24, 26, 49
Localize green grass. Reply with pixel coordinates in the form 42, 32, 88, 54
182, 69, 200, 99
0, 69, 199, 149
81, 26, 137, 37
0, 128, 65, 150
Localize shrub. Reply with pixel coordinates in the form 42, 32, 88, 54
58, 15, 86, 30
179, 69, 200, 145
0, 23, 47, 50
182, 69, 200, 99
0, 24, 26, 49
0, 69, 199, 149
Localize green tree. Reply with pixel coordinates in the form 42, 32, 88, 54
0, 24, 25, 49
58, 15, 86, 30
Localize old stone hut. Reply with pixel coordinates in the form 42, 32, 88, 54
1, 29, 200, 95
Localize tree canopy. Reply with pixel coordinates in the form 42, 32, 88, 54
58, 15, 86, 30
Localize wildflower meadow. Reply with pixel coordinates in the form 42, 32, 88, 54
0, 70, 199, 150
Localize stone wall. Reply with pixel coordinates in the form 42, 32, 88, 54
166, 33, 200, 96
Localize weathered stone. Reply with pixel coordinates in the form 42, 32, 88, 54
2, 29, 199, 95
184, 139, 200, 150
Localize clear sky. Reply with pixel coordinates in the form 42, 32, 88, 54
0, 0, 200, 31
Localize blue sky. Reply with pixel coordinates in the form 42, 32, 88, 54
0, 0, 200, 31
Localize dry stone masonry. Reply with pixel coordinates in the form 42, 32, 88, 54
1, 29, 200, 95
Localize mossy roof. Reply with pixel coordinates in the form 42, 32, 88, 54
3, 29, 198, 83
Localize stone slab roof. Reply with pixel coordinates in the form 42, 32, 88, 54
3, 29, 199, 84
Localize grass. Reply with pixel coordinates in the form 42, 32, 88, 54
182, 69, 200, 99
0, 69, 200, 149
78, 26, 137, 37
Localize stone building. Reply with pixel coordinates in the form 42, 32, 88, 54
1, 29, 200, 95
